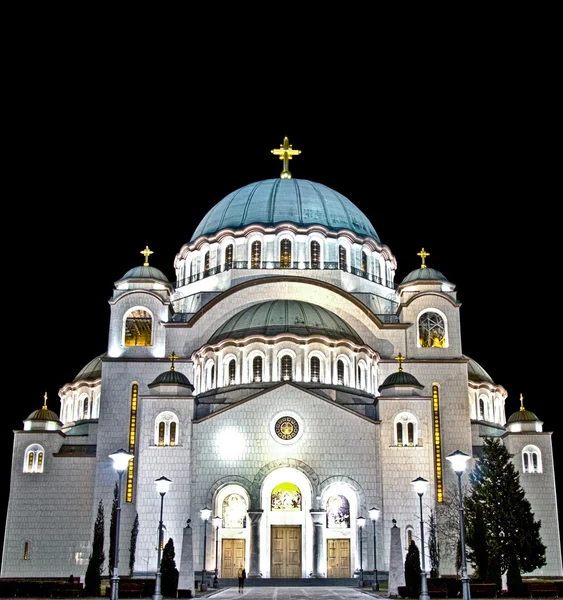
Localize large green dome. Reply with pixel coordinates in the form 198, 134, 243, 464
209, 300, 364, 345
190, 179, 380, 243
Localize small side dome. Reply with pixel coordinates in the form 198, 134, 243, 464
26, 406, 61, 422
379, 370, 424, 391
401, 247, 451, 284
149, 370, 194, 390
506, 409, 540, 424
116, 246, 170, 284
73, 353, 106, 383
505, 394, 543, 433
24, 393, 62, 431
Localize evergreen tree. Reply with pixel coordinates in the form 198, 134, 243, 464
404, 540, 421, 597
109, 482, 118, 575
129, 513, 139, 576
84, 499, 105, 595
465, 438, 546, 589
428, 509, 440, 577
160, 538, 179, 597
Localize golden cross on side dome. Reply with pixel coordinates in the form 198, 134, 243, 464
395, 353, 405, 372
520, 393, 525, 411
141, 246, 154, 266
42, 392, 48, 410
271, 136, 301, 179
169, 352, 178, 371
417, 248, 430, 269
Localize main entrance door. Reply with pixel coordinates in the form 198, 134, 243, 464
327, 539, 350, 578
271, 526, 301, 577
221, 538, 245, 578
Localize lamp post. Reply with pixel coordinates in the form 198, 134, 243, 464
200, 507, 212, 591
368, 506, 380, 591
357, 516, 366, 587
153, 476, 172, 600
109, 449, 133, 600
411, 477, 430, 600
212, 515, 222, 588
446, 450, 472, 600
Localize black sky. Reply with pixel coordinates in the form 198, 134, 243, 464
3, 35, 561, 564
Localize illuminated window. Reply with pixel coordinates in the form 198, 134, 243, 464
326, 495, 350, 528
23, 444, 44, 473
361, 251, 368, 273
124, 309, 153, 347
23, 541, 30, 560
126, 384, 138, 502
222, 493, 247, 528
310, 356, 320, 382
225, 244, 233, 270
432, 385, 444, 502
280, 239, 292, 268
339, 245, 347, 271
228, 359, 236, 385
394, 413, 418, 446
271, 482, 302, 511
281, 355, 293, 381
251, 241, 262, 268
311, 241, 321, 269
252, 356, 263, 382
155, 412, 179, 446
337, 359, 345, 385
522, 445, 542, 473
406, 527, 414, 547
418, 311, 446, 348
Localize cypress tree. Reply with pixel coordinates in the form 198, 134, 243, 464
465, 438, 546, 589
129, 513, 139, 575
428, 509, 440, 577
404, 540, 421, 597
109, 482, 118, 575
160, 537, 179, 597
84, 499, 105, 595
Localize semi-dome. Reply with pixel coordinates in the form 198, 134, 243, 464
464, 355, 494, 385
190, 179, 380, 243
73, 353, 106, 383
208, 300, 364, 345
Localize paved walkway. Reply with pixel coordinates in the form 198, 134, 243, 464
200, 588, 384, 599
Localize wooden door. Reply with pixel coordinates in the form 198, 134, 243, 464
327, 539, 350, 578
271, 526, 301, 578
221, 538, 245, 579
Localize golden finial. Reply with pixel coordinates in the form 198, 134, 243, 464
42, 392, 48, 410
520, 393, 525, 411
417, 248, 430, 269
395, 353, 405, 372
169, 352, 178, 372
141, 246, 154, 266
271, 136, 301, 179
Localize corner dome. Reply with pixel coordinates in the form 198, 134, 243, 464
190, 179, 380, 243
26, 406, 61, 422
149, 370, 194, 390
401, 266, 450, 285
379, 370, 424, 391
506, 409, 540, 424
117, 265, 170, 284
73, 353, 106, 383
208, 300, 364, 345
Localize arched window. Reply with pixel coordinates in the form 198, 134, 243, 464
225, 244, 233, 270
337, 359, 345, 385
204, 251, 210, 275
222, 493, 247, 528
228, 359, 236, 385
154, 411, 179, 446
339, 245, 347, 271
361, 251, 368, 273
281, 355, 293, 381
251, 241, 262, 268
205, 361, 216, 391
310, 356, 320, 382
357, 364, 365, 390
326, 494, 350, 528
311, 240, 321, 269
418, 311, 446, 348
24, 444, 45, 473
271, 482, 302, 511
479, 397, 486, 420
522, 445, 542, 473
252, 356, 263, 382
92, 394, 100, 419
406, 527, 414, 547
124, 309, 153, 347
83, 397, 89, 419
280, 239, 292, 268
394, 413, 418, 446
374, 259, 381, 283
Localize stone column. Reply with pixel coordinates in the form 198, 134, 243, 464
247, 510, 263, 578
310, 510, 326, 577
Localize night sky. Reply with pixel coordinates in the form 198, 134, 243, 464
3, 49, 560, 565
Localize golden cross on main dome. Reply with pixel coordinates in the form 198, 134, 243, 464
141, 245, 154, 266
169, 352, 178, 371
395, 353, 405, 372
271, 136, 301, 179
417, 248, 430, 269
520, 393, 525, 411
42, 392, 48, 410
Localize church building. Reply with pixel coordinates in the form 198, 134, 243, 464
2, 138, 561, 590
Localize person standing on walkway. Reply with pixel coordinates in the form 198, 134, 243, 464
238, 565, 246, 592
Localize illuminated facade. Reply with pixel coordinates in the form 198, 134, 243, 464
2, 139, 561, 588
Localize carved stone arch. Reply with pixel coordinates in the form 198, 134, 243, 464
206, 475, 253, 509
318, 475, 367, 513
251, 458, 320, 508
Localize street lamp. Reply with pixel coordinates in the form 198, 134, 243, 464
200, 507, 212, 591
368, 506, 380, 591
212, 515, 222, 588
108, 449, 133, 600
446, 450, 472, 600
153, 476, 172, 600
411, 477, 430, 600
357, 516, 366, 587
